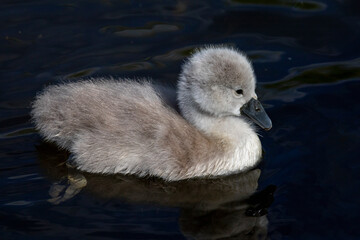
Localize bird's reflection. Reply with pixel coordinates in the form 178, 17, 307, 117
36, 142, 276, 240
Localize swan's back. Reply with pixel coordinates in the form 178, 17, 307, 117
32, 80, 160, 146
32, 79, 221, 179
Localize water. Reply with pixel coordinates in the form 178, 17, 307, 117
1, 0, 360, 239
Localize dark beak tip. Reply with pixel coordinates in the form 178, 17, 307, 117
263, 120, 272, 131
264, 126, 272, 131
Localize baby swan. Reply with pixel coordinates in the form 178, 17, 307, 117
32, 47, 272, 181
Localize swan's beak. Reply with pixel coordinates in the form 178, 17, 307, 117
241, 98, 272, 131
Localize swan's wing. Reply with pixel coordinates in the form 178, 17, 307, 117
32, 79, 168, 148
32, 79, 219, 180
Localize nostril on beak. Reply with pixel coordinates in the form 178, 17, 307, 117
255, 102, 261, 112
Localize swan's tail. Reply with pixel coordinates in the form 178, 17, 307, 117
31, 84, 78, 149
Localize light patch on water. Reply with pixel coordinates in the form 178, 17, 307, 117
4, 200, 32, 206
1, 127, 37, 138
8, 173, 38, 180
100, 23, 180, 38
228, 0, 326, 11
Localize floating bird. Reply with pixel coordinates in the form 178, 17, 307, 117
32, 46, 272, 181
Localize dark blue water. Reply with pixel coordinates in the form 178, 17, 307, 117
1, 0, 360, 239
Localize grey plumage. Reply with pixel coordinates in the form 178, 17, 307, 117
32, 46, 266, 181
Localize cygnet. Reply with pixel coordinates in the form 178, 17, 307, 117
31, 46, 272, 181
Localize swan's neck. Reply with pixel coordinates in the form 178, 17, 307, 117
183, 103, 256, 143
180, 101, 262, 175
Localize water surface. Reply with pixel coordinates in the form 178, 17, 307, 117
1, 0, 360, 239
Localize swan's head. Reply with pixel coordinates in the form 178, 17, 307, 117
178, 46, 272, 130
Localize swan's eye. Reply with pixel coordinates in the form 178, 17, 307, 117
235, 89, 243, 95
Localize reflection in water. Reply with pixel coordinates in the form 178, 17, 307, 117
37, 142, 276, 239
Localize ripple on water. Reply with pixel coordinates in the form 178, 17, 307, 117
113, 61, 154, 71
263, 58, 360, 101
100, 23, 180, 38
109, 46, 199, 71
4, 200, 32, 206
65, 68, 99, 79
0, 128, 37, 139
228, 0, 326, 11
153, 46, 197, 63
247, 50, 284, 63
151, 46, 199, 68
